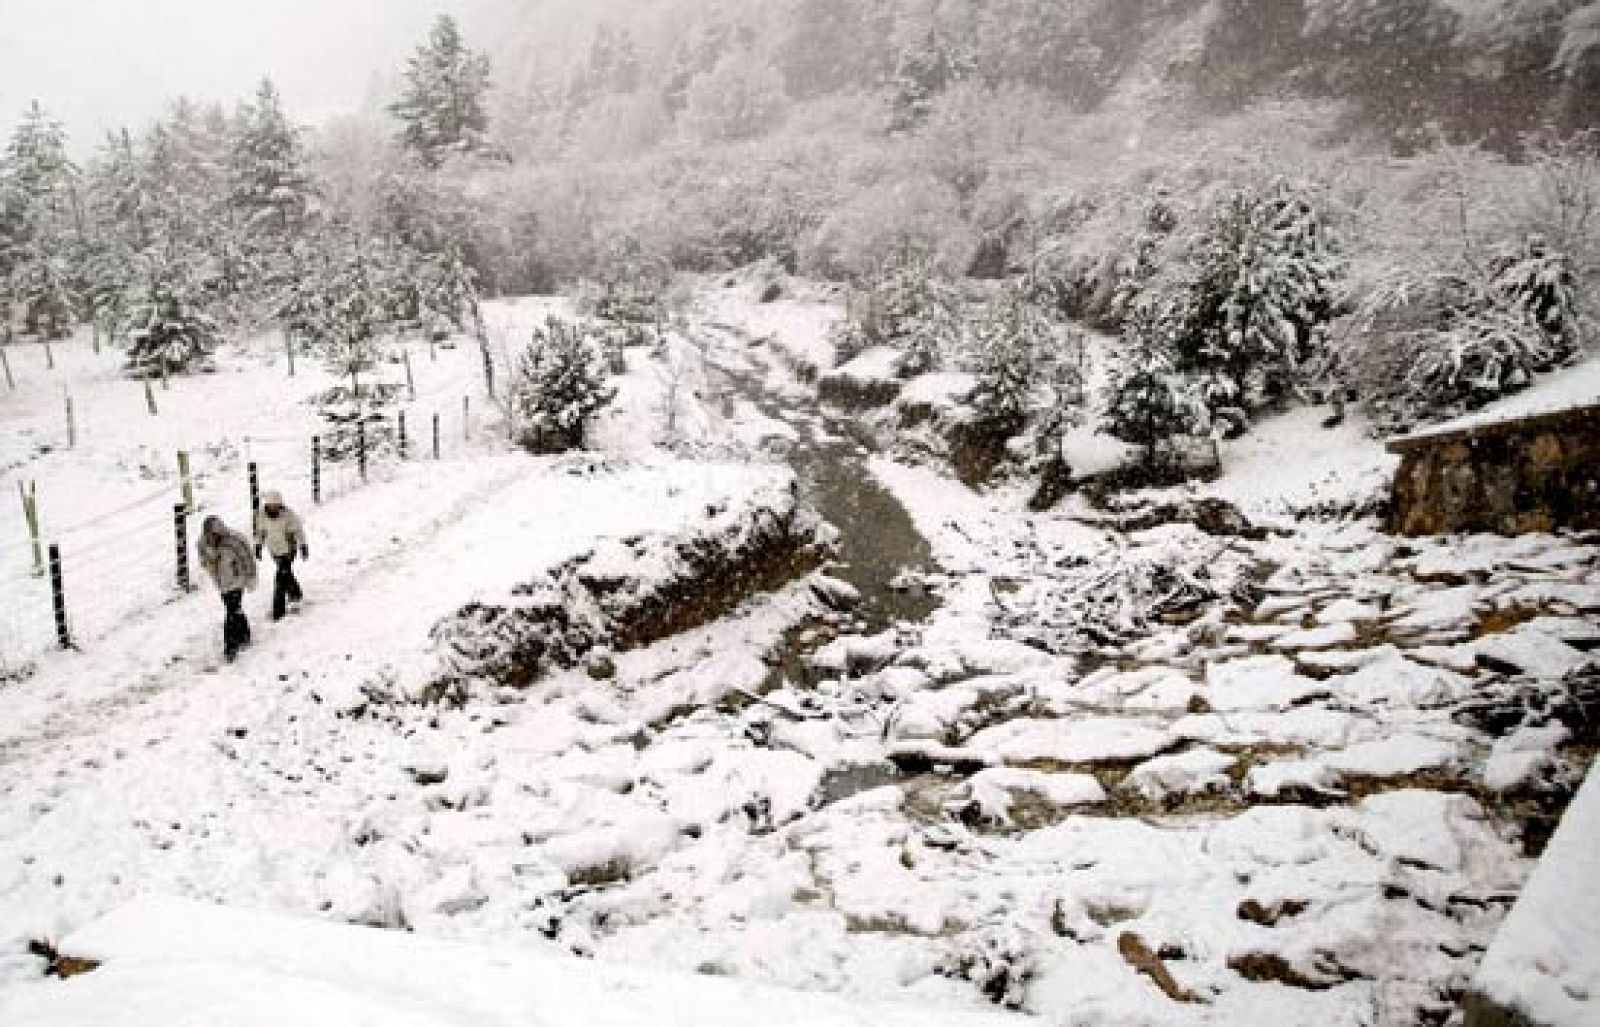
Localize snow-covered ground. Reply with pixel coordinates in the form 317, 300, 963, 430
0, 895, 1020, 1026
2, 288, 1596, 1025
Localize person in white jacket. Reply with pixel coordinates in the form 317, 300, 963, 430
254, 489, 309, 621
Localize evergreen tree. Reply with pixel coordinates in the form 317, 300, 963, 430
123, 285, 219, 375
852, 256, 962, 377
389, 16, 494, 168
509, 316, 617, 453
230, 79, 313, 235
1, 102, 81, 338
1163, 181, 1342, 430
1102, 300, 1210, 468
967, 288, 1079, 437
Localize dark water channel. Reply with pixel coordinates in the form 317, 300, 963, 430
703, 332, 939, 631
701, 330, 945, 804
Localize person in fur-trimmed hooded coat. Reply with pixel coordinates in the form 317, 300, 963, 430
198, 514, 257, 659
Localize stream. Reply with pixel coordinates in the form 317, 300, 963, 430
699, 326, 940, 633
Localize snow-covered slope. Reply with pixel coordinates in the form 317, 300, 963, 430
0, 895, 1019, 1027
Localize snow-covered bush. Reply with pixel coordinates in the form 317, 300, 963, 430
1165, 181, 1342, 427
934, 923, 1038, 1010
581, 236, 673, 325
509, 317, 617, 453
830, 256, 962, 376
1348, 234, 1584, 427
1100, 303, 1211, 469
122, 290, 219, 376
966, 287, 1083, 445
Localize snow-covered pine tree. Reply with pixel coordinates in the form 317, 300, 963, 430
389, 16, 495, 169
2, 102, 81, 339
967, 287, 1079, 439
81, 129, 150, 329
833, 255, 962, 376
230, 79, 313, 237
1170, 181, 1341, 430
122, 279, 219, 376
1102, 299, 1210, 469
509, 316, 617, 453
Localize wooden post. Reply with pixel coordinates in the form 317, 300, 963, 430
429, 336, 437, 362
403, 349, 416, 401
177, 450, 194, 512
64, 391, 75, 448
462, 396, 470, 441
174, 504, 191, 592
480, 342, 495, 399
144, 376, 158, 416
160, 359, 170, 391
92, 316, 101, 355
432, 412, 440, 460
1, 346, 13, 391
311, 436, 322, 504
49, 543, 71, 649
284, 328, 296, 377
398, 411, 408, 460
248, 462, 260, 522
357, 420, 368, 484
19, 480, 42, 577
45, 340, 55, 370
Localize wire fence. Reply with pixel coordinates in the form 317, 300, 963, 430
0, 393, 491, 678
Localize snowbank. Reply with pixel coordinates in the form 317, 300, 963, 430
428, 472, 828, 699
1469, 764, 1600, 1026
0, 895, 1020, 1027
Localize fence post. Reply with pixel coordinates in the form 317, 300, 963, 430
284, 327, 296, 377
144, 376, 159, 416
160, 359, 169, 391
462, 396, 470, 441
1, 346, 12, 391
248, 461, 260, 523
49, 543, 70, 649
311, 435, 322, 504
398, 411, 408, 460
480, 342, 495, 399
429, 336, 437, 362
432, 412, 440, 460
45, 340, 55, 370
92, 314, 101, 355
177, 450, 194, 512
19, 480, 42, 577
357, 420, 368, 484
64, 391, 75, 448
403, 349, 416, 401
173, 504, 191, 592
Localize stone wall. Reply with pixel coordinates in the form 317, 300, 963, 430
1389, 406, 1600, 536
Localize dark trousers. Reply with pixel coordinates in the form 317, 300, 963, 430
272, 553, 303, 619
222, 589, 251, 655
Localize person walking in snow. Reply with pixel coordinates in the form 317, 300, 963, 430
198, 515, 258, 660
254, 489, 309, 621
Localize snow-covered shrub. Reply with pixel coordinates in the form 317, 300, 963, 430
122, 290, 219, 376
966, 287, 1083, 446
1348, 234, 1583, 427
1165, 181, 1343, 427
1100, 303, 1211, 469
934, 923, 1038, 1010
581, 236, 673, 325
830, 256, 962, 376
509, 316, 617, 453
